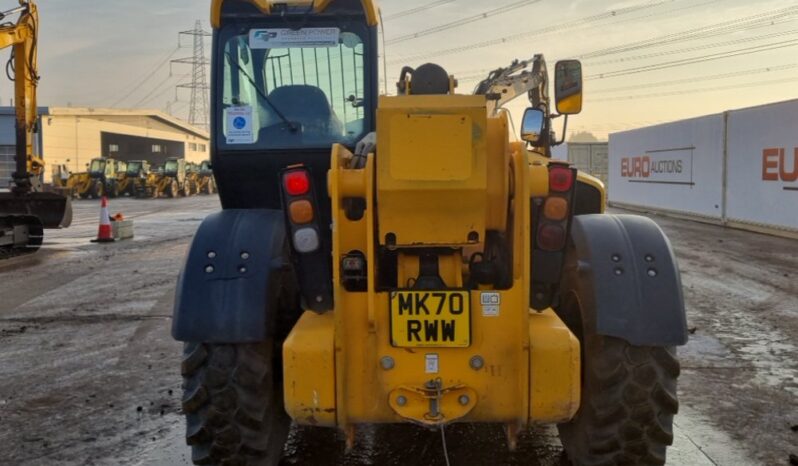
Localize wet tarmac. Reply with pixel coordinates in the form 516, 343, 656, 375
0, 197, 795, 465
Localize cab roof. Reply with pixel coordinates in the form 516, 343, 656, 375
211, 0, 379, 28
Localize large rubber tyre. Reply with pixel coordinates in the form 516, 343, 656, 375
90, 180, 103, 199
181, 341, 290, 465
169, 180, 180, 198
556, 248, 680, 466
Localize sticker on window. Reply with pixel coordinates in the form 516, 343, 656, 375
225, 106, 254, 144
249, 28, 340, 49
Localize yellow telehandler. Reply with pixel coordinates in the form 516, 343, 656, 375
159, 157, 186, 198
197, 160, 216, 194
118, 159, 151, 197
0, 0, 71, 256
69, 157, 124, 199
172, 2, 688, 465
185, 162, 201, 196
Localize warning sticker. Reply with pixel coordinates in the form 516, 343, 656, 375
249, 28, 340, 49
480, 292, 500, 317
225, 106, 254, 144
425, 354, 439, 374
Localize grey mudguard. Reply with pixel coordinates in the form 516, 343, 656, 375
172, 209, 287, 343
569, 214, 688, 346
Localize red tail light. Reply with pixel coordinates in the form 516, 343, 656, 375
284, 170, 310, 196
537, 224, 566, 251
549, 166, 574, 193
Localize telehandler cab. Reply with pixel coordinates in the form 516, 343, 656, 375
173, 2, 688, 465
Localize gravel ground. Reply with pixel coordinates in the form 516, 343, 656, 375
0, 197, 794, 465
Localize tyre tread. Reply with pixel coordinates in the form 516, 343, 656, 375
559, 337, 679, 466
182, 342, 289, 465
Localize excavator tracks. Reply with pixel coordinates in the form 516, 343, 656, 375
0, 214, 44, 258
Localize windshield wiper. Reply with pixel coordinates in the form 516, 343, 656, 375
224, 52, 299, 133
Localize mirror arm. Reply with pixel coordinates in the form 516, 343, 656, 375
552, 114, 568, 146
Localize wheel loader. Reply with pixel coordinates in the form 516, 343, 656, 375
0, 0, 71, 256
118, 159, 151, 198
70, 157, 123, 199
185, 162, 201, 196
172, 2, 688, 465
160, 157, 186, 198
196, 160, 217, 194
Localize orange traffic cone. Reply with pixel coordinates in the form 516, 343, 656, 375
92, 196, 115, 243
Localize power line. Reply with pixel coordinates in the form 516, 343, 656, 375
578, 5, 798, 59
389, 0, 690, 64
385, 0, 541, 46
590, 63, 798, 94
586, 38, 798, 79
456, 32, 798, 87
383, 0, 455, 21
111, 47, 180, 108
455, 26, 798, 85
586, 29, 798, 66
587, 75, 798, 102
454, 23, 796, 82
137, 75, 190, 107
131, 73, 180, 108
413, 1, 790, 69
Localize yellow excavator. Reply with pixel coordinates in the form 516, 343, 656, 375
0, 0, 71, 256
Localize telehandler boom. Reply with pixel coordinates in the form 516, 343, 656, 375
172, 2, 688, 465
0, 0, 71, 257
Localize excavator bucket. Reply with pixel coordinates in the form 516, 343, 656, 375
0, 191, 73, 229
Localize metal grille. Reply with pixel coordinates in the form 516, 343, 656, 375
0, 145, 14, 189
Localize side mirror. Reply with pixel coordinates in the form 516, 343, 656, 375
521, 108, 545, 144
554, 60, 583, 115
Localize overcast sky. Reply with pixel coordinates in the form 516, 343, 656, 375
3, 0, 796, 140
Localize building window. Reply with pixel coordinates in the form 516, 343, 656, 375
109, 144, 119, 153
199, 144, 206, 152
189, 143, 198, 151
152, 145, 162, 153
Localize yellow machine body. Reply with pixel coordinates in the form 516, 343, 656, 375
375, 95, 510, 247
284, 92, 581, 430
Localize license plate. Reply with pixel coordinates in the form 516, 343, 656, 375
389, 291, 471, 347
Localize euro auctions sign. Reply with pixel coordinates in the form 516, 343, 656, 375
620, 147, 694, 185
762, 147, 798, 190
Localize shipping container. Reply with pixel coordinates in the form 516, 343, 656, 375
609, 114, 725, 220
608, 98, 798, 238
567, 142, 608, 188
725, 99, 798, 234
